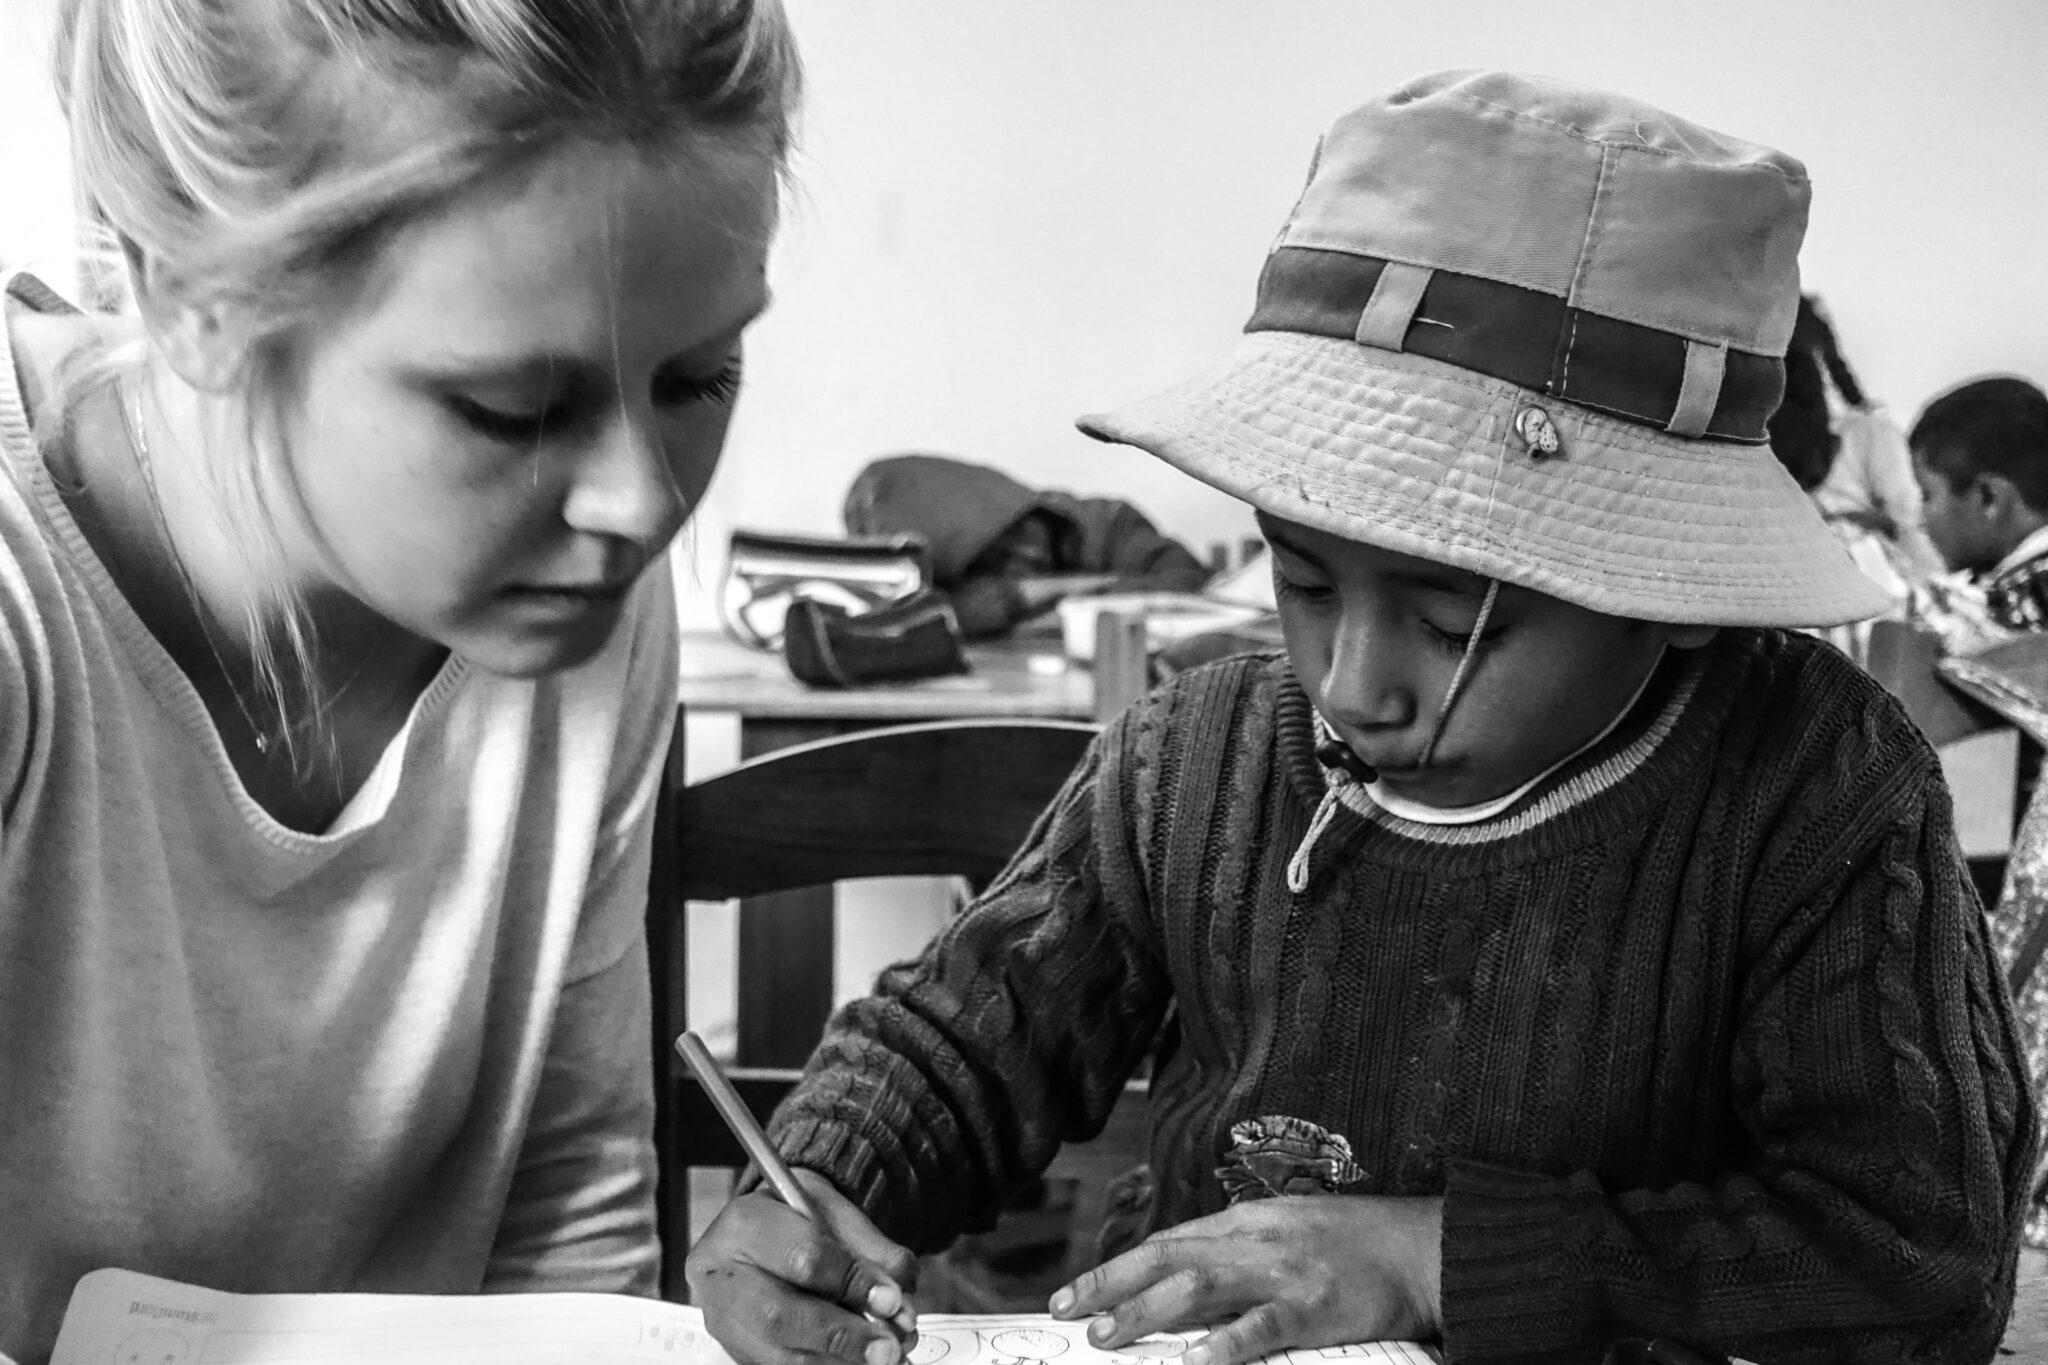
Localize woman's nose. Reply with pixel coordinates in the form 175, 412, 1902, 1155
562, 410, 686, 549
1319, 606, 1416, 731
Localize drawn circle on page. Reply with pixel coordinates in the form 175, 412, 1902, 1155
989, 1328, 1070, 1358
908, 1334, 954, 1364
1119, 1336, 1194, 1360
112, 1329, 191, 1365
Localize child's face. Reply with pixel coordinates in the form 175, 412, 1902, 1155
279, 135, 776, 677
1261, 513, 1706, 808
1911, 446, 2002, 573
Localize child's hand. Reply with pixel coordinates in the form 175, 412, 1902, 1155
686, 1168, 921, 1365
1047, 1194, 1443, 1365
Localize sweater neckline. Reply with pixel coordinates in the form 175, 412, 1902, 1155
0, 272, 471, 851
1273, 635, 1749, 867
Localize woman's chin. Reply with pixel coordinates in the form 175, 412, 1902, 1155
451, 620, 620, 679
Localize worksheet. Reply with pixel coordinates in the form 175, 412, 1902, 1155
52, 1270, 1442, 1365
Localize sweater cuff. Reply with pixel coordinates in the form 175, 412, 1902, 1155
769, 1115, 901, 1228
1441, 1161, 1599, 1363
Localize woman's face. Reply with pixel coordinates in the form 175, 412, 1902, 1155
1262, 512, 1708, 808
279, 135, 777, 677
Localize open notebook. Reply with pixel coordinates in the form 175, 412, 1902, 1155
53, 1269, 1441, 1365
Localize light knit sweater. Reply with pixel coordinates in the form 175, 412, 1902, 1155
0, 276, 669, 1365
771, 635, 2035, 1364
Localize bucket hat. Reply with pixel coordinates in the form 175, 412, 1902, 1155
1078, 69, 1890, 627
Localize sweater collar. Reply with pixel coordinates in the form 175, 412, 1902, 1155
1273, 639, 1725, 850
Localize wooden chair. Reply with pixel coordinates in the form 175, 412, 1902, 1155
647, 717, 1147, 1302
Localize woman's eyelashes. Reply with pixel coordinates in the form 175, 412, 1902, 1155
447, 360, 744, 444
448, 394, 574, 442
653, 359, 743, 408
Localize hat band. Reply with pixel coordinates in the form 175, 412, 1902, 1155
1245, 247, 1783, 444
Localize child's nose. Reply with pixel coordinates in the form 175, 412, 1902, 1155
1318, 608, 1417, 730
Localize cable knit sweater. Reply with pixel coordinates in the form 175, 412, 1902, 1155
769, 630, 2035, 1364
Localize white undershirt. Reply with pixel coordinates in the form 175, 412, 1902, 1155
1992, 523, 2048, 577
1326, 646, 1666, 827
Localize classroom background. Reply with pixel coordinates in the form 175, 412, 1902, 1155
5, 0, 2047, 1028
7, 0, 2047, 622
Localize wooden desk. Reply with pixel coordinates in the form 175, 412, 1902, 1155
676, 625, 1094, 724
670, 627, 1096, 1068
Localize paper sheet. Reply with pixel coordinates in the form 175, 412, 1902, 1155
52, 1270, 1441, 1365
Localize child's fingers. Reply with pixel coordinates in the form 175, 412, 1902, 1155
797, 1171, 922, 1330
688, 1190, 916, 1365
707, 1265, 906, 1365
816, 1201, 921, 1299
1080, 1254, 1247, 1351
1048, 1236, 1220, 1326
1180, 1305, 1300, 1365
772, 1219, 909, 1324
1049, 1206, 1233, 1320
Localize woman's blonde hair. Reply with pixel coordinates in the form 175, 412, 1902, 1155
46, 0, 800, 766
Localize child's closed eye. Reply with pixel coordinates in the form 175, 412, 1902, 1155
1423, 619, 1506, 653
1273, 573, 1335, 605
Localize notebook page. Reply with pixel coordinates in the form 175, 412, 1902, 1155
52, 1269, 1441, 1365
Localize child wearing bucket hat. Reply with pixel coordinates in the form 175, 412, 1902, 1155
685, 72, 2034, 1365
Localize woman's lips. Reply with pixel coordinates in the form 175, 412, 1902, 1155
499, 581, 632, 617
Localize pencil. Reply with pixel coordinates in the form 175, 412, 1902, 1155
674, 1031, 915, 1342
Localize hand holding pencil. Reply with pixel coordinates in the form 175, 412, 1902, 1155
678, 1032, 921, 1365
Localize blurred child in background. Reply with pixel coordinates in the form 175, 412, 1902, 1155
1765, 296, 1940, 662
1912, 375, 2048, 1259
1912, 377, 2048, 627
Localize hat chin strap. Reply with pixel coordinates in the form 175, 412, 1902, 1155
1418, 578, 1501, 769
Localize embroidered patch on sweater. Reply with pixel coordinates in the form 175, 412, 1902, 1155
1215, 1115, 1365, 1200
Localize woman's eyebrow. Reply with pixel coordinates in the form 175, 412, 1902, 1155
402, 354, 581, 387
405, 291, 772, 389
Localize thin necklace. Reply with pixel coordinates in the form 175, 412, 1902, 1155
124, 385, 277, 756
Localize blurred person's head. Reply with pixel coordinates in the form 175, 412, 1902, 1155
1768, 324, 1838, 491
1791, 292, 1868, 409
1909, 377, 2048, 573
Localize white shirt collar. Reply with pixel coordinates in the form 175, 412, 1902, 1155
1992, 524, 2048, 577
1313, 646, 1666, 828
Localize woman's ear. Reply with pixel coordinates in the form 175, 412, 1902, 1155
127, 246, 242, 392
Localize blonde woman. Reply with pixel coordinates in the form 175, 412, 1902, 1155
0, 2, 797, 1359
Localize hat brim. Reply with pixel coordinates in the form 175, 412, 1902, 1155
1078, 333, 1892, 628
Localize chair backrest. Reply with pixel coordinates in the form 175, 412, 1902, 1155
672, 718, 1099, 901
648, 718, 1098, 1297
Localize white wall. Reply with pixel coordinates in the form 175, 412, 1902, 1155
689, 0, 2048, 623
0, 0, 73, 283
7, 1, 2047, 629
